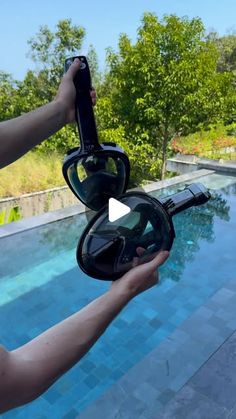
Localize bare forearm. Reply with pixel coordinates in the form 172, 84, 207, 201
0, 287, 132, 412
0, 99, 67, 169
16, 287, 131, 368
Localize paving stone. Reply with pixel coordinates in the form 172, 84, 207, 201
154, 385, 229, 419
133, 382, 161, 405
190, 332, 236, 409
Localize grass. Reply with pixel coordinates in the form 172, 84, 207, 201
0, 152, 65, 198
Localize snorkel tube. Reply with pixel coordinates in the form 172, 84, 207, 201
160, 183, 211, 216
62, 56, 130, 211
77, 183, 211, 280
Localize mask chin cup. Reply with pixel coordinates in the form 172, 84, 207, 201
62, 144, 130, 211
76, 183, 211, 281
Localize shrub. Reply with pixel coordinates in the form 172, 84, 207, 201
0, 207, 21, 224
171, 123, 236, 159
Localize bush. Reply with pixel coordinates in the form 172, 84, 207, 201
171, 123, 236, 159
0, 207, 21, 224
99, 126, 162, 186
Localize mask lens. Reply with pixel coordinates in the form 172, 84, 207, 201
66, 154, 128, 211
77, 193, 174, 280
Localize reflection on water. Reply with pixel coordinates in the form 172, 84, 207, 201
164, 190, 231, 282
0, 214, 87, 278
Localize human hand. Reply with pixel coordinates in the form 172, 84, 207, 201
110, 249, 169, 299
54, 58, 96, 124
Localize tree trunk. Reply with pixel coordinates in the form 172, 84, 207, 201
161, 134, 168, 180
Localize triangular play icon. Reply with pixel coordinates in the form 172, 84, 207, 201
108, 198, 131, 222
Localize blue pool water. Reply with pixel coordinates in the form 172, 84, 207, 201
0, 173, 236, 418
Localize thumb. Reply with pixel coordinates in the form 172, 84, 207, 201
65, 58, 81, 79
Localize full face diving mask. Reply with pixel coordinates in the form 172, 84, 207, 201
62, 56, 130, 211
77, 183, 211, 280
62, 56, 211, 280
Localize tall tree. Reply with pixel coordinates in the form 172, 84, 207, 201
104, 13, 232, 179
28, 19, 85, 85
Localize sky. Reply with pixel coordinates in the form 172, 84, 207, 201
1, 0, 236, 81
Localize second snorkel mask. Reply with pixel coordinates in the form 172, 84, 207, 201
63, 57, 211, 281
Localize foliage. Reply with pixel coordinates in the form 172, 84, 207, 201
27, 19, 101, 99
0, 72, 19, 121
171, 123, 236, 158
207, 31, 236, 124
27, 19, 85, 83
99, 126, 161, 186
207, 31, 236, 73
98, 13, 233, 180
0, 207, 21, 225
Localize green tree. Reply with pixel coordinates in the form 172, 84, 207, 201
27, 19, 101, 95
207, 31, 236, 123
28, 19, 86, 84
208, 31, 236, 73
0, 72, 18, 121
102, 13, 232, 179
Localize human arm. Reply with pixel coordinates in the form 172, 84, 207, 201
0, 59, 96, 169
0, 250, 169, 413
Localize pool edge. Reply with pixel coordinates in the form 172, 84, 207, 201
0, 169, 214, 239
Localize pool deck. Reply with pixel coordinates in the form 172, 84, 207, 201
76, 278, 236, 419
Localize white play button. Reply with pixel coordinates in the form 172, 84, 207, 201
108, 198, 131, 222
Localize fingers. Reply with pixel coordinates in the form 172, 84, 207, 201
135, 247, 168, 266
132, 257, 139, 268
149, 250, 169, 270
129, 250, 169, 279
64, 59, 96, 105
136, 247, 145, 257
90, 88, 96, 106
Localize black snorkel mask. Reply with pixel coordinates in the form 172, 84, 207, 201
62, 56, 211, 280
62, 56, 130, 211
77, 183, 211, 280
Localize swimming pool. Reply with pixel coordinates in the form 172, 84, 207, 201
0, 172, 236, 418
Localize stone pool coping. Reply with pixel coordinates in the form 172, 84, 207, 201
0, 169, 213, 239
